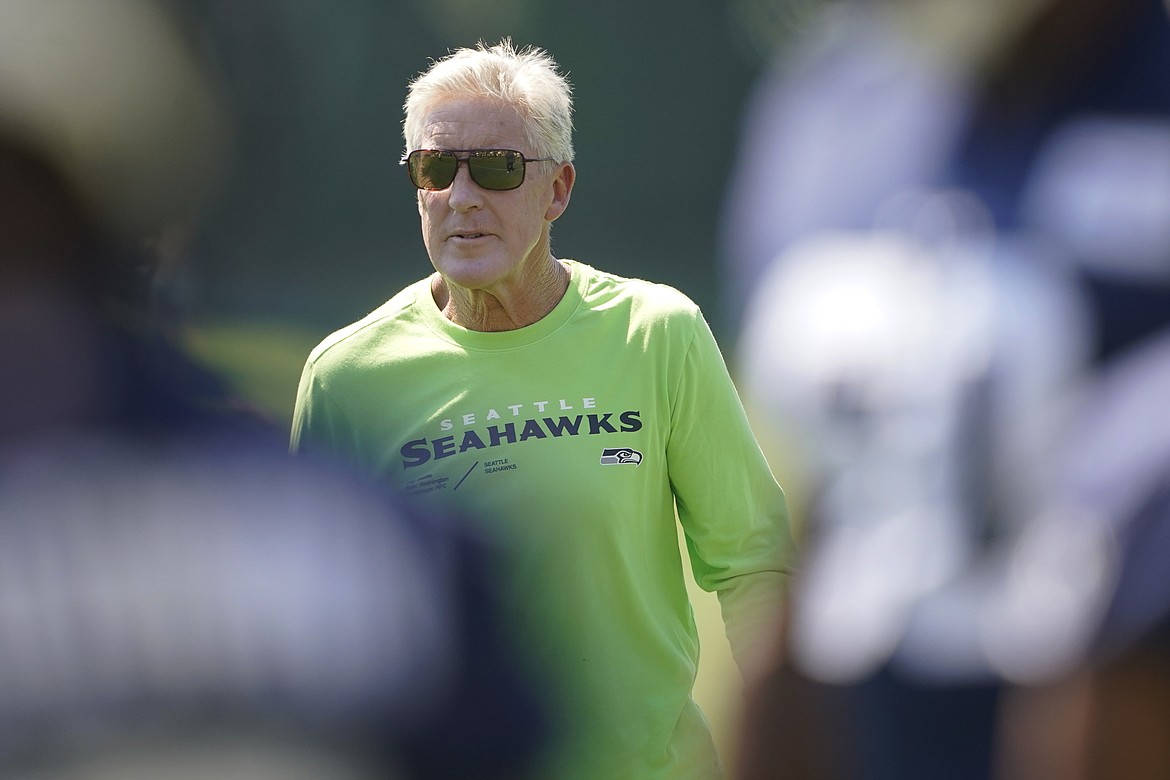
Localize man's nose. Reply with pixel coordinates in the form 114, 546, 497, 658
446, 162, 483, 210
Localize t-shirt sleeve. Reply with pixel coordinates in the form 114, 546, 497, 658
290, 357, 351, 461
666, 309, 794, 676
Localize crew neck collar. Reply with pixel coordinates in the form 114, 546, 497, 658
417, 260, 587, 350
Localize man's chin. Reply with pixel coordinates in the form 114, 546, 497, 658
434, 255, 511, 291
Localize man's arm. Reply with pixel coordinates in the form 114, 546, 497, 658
667, 310, 794, 678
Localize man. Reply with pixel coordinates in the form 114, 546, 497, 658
291, 40, 791, 780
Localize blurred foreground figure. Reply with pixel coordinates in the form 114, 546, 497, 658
995, 330, 1170, 780
0, 0, 231, 439
0, 3, 542, 778
727, 0, 1170, 777
0, 432, 503, 780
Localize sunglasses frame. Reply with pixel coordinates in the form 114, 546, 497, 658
401, 148, 557, 192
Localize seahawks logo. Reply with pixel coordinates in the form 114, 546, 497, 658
600, 447, 642, 467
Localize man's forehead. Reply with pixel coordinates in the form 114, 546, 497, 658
421, 99, 527, 146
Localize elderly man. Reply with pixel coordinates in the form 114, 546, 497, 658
291, 40, 791, 780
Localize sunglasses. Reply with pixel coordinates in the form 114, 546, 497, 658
401, 148, 556, 191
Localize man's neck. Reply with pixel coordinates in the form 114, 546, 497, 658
432, 258, 570, 332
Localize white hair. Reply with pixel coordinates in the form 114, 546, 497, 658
403, 39, 574, 162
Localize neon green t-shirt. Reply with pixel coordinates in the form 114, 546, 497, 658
291, 260, 791, 779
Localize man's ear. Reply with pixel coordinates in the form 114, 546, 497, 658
546, 162, 575, 222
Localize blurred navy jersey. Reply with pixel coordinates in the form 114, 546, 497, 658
0, 414, 547, 780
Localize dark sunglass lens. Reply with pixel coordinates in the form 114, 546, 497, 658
468, 150, 525, 191
411, 151, 457, 189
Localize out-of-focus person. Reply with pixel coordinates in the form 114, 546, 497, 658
0, 4, 544, 778
290, 39, 793, 780
0, 0, 234, 440
725, 0, 1170, 777
994, 329, 1170, 780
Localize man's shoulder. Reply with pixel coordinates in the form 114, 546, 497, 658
573, 261, 701, 321
306, 279, 430, 367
